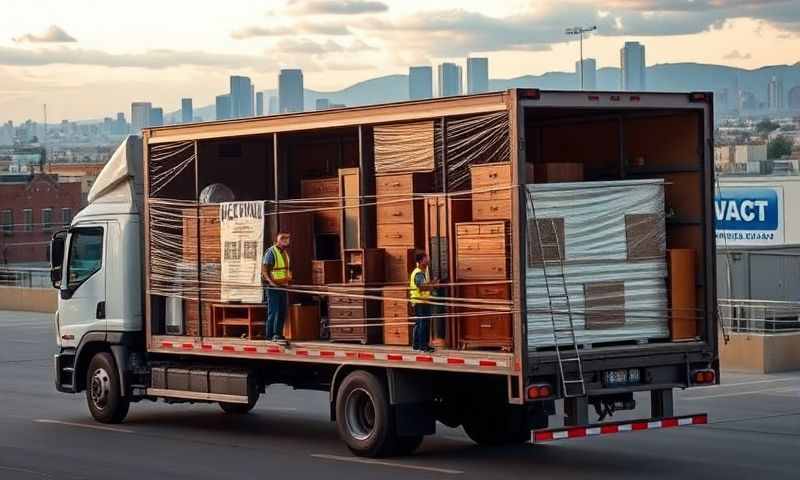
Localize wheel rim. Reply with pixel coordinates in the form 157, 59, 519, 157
344, 387, 376, 441
90, 367, 111, 410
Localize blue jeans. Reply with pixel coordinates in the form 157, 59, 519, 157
412, 303, 431, 349
266, 287, 287, 338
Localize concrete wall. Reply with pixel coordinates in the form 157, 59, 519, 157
0, 287, 57, 313
720, 331, 800, 373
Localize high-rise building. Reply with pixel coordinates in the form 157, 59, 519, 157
268, 95, 278, 115
620, 42, 646, 91
315, 98, 330, 110
181, 98, 193, 123
131, 102, 151, 133
279, 69, 304, 113
408, 66, 433, 100
112, 112, 128, 135
576, 58, 597, 90
256, 92, 264, 116
437, 63, 462, 97
229, 75, 254, 118
768, 76, 785, 111
149, 107, 164, 127
466, 57, 489, 94
216, 94, 231, 121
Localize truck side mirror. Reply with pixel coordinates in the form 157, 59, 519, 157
50, 230, 67, 289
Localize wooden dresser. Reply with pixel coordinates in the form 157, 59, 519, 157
300, 177, 340, 235
470, 162, 512, 221
382, 287, 412, 345
328, 248, 385, 344
455, 220, 512, 350
374, 173, 432, 346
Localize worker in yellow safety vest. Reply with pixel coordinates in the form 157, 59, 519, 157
409, 252, 437, 353
262, 232, 292, 345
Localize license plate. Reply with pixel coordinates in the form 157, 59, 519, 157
603, 368, 641, 387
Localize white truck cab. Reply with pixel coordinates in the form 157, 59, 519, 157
51, 136, 144, 420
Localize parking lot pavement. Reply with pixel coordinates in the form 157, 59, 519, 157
1, 310, 798, 479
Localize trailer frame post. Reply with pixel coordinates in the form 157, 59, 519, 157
564, 396, 589, 426
651, 388, 674, 418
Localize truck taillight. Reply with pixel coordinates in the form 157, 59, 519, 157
527, 383, 553, 400
692, 369, 715, 385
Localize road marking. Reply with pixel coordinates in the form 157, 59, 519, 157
699, 377, 800, 389
682, 386, 794, 400
34, 418, 134, 433
0, 465, 52, 478
310, 454, 464, 474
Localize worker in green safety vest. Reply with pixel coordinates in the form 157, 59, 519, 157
409, 252, 438, 353
262, 232, 292, 345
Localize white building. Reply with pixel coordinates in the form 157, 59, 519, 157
576, 58, 597, 90
620, 42, 646, 91
131, 102, 152, 133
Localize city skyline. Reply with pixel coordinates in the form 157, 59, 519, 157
2, 1, 800, 122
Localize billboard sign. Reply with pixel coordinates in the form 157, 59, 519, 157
715, 186, 783, 246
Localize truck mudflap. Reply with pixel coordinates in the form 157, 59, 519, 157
531, 413, 708, 443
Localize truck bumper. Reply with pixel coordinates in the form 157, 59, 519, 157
531, 413, 708, 443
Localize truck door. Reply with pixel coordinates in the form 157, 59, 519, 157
58, 224, 107, 348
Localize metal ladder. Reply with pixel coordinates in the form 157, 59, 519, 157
526, 189, 586, 398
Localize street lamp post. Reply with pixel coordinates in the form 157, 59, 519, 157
565, 25, 597, 90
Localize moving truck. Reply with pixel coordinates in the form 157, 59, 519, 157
50, 89, 717, 457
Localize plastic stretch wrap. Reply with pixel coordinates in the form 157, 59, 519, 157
524, 179, 669, 348
148, 141, 195, 197
371, 112, 510, 191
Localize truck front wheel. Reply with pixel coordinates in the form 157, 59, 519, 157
86, 352, 129, 424
335, 370, 398, 457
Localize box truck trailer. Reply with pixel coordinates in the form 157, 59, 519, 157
50, 89, 716, 457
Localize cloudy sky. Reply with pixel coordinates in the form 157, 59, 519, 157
2, 0, 799, 122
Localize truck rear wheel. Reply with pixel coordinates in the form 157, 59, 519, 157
335, 370, 398, 457
86, 352, 129, 424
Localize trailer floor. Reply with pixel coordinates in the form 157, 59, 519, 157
151, 334, 515, 374
2, 310, 798, 480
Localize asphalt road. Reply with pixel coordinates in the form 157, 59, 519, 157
1, 310, 799, 479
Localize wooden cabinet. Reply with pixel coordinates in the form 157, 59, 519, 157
470, 162, 512, 221
328, 291, 382, 344
182, 206, 221, 262
284, 304, 320, 341
458, 284, 512, 350
455, 221, 512, 350
301, 177, 340, 235
278, 211, 314, 287
532, 162, 584, 183
424, 195, 471, 282
384, 248, 416, 284
312, 260, 342, 285
375, 172, 431, 251
339, 168, 361, 252
382, 287, 411, 345
344, 248, 385, 284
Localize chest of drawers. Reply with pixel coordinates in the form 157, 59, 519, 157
328, 291, 382, 344
470, 162, 512, 221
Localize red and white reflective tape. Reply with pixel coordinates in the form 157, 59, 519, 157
158, 341, 508, 369
532, 414, 708, 443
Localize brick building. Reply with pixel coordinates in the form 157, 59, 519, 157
0, 174, 82, 265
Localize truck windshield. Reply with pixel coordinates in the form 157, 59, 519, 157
67, 227, 104, 290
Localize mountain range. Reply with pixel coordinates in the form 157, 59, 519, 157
169, 62, 800, 123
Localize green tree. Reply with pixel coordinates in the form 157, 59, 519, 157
768, 136, 794, 160
755, 119, 780, 136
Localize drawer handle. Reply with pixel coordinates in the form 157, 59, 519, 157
480, 323, 492, 328
392, 211, 403, 216
488, 172, 498, 178
389, 233, 402, 238
490, 206, 499, 211
465, 266, 472, 271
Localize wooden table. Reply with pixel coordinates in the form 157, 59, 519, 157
211, 304, 266, 339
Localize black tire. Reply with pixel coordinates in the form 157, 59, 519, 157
86, 352, 130, 424
219, 396, 258, 414
219, 379, 259, 414
335, 370, 397, 458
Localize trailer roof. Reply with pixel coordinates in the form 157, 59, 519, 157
144, 88, 710, 144
145, 90, 512, 144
